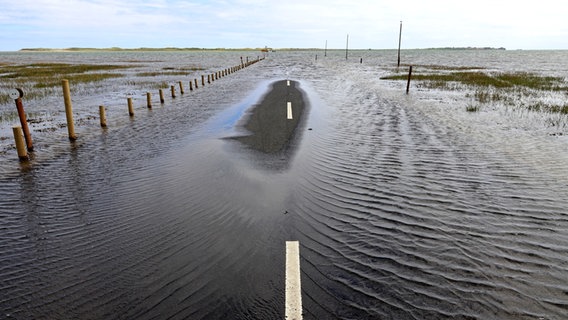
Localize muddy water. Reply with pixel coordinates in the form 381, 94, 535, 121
1, 51, 568, 319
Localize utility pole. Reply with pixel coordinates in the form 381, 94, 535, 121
345, 34, 349, 60
397, 21, 403, 67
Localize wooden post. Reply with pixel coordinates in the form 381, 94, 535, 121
202, 75, 205, 86
345, 34, 349, 60
189, 80, 193, 91
128, 97, 135, 115
159, 89, 165, 103
170, 85, 176, 98
179, 81, 184, 94
324, 40, 327, 57
146, 92, 152, 109
406, 66, 413, 94
397, 21, 403, 68
99, 105, 107, 127
62, 79, 77, 141
10, 88, 33, 152
194, 78, 199, 89
12, 126, 28, 161
207, 74, 211, 84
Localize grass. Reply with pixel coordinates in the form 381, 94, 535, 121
466, 105, 480, 112
0, 62, 210, 106
0, 63, 134, 104
381, 71, 566, 90
381, 66, 568, 115
0, 63, 130, 79
137, 66, 205, 77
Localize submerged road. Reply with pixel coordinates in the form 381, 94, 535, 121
234, 79, 307, 154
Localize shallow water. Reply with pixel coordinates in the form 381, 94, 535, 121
1, 50, 568, 319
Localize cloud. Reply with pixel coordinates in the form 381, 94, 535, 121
0, 0, 567, 50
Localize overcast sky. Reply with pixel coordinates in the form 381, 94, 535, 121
0, 0, 566, 51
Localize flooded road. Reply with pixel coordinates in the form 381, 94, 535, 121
1, 50, 568, 319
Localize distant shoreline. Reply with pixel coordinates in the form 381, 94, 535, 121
16, 46, 512, 53
18, 47, 272, 52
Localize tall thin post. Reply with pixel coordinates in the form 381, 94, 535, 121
345, 34, 349, 60
324, 40, 327, 57
12, 126, 28, 161
397, 21, 403, 68
99, 105, 107, 127
406, 66, 413, 94
128, 97, 135, 115
62, 79, 77, 141
11, 89, 33, 152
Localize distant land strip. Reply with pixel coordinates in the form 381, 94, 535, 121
424, 47, 506, 50
19, 47, 275, 52
18, 46, 507, 52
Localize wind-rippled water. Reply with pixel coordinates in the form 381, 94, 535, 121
1, 50, 568, 319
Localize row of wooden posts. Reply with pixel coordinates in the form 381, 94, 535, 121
11, 57, 264, 161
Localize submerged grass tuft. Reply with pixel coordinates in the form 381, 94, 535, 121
466, 105, 481, 112
137, 66, 205, 77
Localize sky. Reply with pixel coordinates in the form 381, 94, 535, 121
0, 0, 567, 51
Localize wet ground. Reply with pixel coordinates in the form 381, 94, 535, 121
1, 50, 568, 319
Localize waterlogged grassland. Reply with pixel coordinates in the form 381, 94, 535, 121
0, 63, 210, 106
0, 63, 133, 104
136, 66, 205, 77
381, 65, 568, 114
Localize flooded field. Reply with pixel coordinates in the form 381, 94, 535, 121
1, 50, 568, 319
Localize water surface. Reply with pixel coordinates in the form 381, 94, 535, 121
1, 50, 568, 319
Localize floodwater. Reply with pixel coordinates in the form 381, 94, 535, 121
1, 50, 568, 319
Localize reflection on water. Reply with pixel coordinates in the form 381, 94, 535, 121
1, 50, 568, 319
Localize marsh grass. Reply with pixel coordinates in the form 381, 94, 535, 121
137, 66, 205, 77
466, 105, 481, 112
382, 71, 566, 90
381, 66, 568, 115
138, 71, 192, 77
0, 110, 52, 124
0, 63, 134, 104
0, 63, 130, 79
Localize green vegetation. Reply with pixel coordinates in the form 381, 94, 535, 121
137, 66, 204, 77
466, 105, 480, 112
20, 47, 269, 52
0, 63, 129, 79
381, 70, 566, 90
381, 65, 568, 115
0, 63, 133, 104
